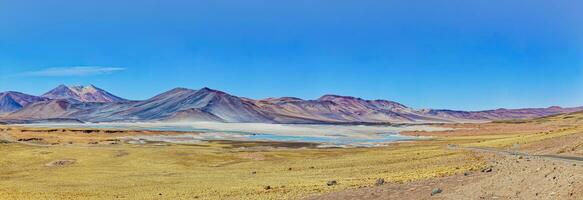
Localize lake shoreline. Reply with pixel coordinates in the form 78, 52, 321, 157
12, 122, 443, 147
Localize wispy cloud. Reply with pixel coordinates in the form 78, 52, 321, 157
19, 66, 126, 77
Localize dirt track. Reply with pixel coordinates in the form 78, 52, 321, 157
308, 147, 583, 200
463, 146, 583, 164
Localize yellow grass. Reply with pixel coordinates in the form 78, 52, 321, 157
0, 140, 482, 199
2, 113, 582, 200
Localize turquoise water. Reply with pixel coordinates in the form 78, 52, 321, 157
131, 126, 417, 146
248, 133, 415, 145
22, 123, 420, 147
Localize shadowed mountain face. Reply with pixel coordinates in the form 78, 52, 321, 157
0, 92, 49, 114
107, 87, 275, 123
1, 85, 582, 123
42, 85, 127, 103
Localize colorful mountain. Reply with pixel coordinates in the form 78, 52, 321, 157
42, 84, 127, 103
1, 85, 582, 124
0, 91, 49, 114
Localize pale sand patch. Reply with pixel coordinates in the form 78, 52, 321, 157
238, 153, 266, 161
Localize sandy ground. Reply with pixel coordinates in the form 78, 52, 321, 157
309, 150, 583, 200
401, 122, 562, 137
309, 114, 583, 200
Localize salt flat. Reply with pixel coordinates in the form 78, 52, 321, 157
21, 122, 448, 146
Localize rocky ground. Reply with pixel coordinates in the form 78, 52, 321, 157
301, 113, 583, 200
309, 148, 583, 200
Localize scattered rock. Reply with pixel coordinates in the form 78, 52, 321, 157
481, 167, 493, 173
114, 151, 130, 158
431, 188, 443, 196
375, 178, 385, 186
464, 172, 471, 176
327, 180, 338, 186
264, 186, 272, 190
45, 159, 76, 167
17, 138, 43, 142
251, 171, 257, 175
288, 168, 293, 171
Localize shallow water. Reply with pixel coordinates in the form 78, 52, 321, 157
21, 122, 440, 147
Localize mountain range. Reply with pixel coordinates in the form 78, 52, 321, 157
1, 85, 581, 124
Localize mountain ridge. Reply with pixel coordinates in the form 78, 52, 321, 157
1, 85, 582, 124
0, 91, 50, 114
42, 84, 127, 103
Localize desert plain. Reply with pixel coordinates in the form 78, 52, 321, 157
2, 112, 583, 199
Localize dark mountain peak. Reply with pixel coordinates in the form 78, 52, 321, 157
150, 87, 228, 101
55, 84, 69, 89
195, 87, 230, 99
319, 95, 403, 105
0, 91, 49, 103
147, 87, 196, 101
318, 94, 363, 102
45, 84, 74, 93
198, 87, 225, 94
0, 93, 17, 100
0, 91, 49, 113
369, 99, 408, 109
370, 98, 397, 102
0, 94, 21, 113
43, 85, 76, 98
262, 97, 304, 103
167, 87, 194, 93
2, 91, 22, 95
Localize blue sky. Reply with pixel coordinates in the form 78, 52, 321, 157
1, 0, 582, 110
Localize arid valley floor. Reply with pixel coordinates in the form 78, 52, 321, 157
2, 112, 583, 199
